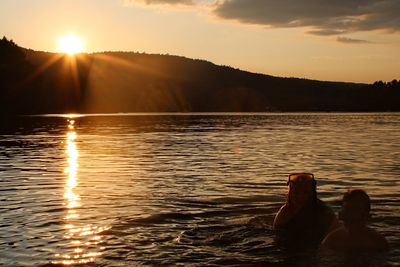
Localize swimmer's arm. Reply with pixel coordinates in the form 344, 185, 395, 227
327, 215, 341, 233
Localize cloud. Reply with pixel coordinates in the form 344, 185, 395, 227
124, 0, 209, 6
307, 29, 346, 36
123, 0, 400, 38
213, 0, 400, 35
337, 36, 371, 44
143, 0, 194, 4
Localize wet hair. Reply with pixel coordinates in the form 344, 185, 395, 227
342, 189, 371, 213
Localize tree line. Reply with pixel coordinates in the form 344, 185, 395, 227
1, 37, 399, 115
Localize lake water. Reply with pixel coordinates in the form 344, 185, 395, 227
0, 113, 399, 266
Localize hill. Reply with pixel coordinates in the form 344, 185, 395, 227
1, 37, 399, 114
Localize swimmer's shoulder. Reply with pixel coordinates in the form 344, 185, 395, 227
322, 226, 389, 252
365, 227, 389, 251
273, 204, 292, 229
321, 226, 347, 250
316, 199, 338, 227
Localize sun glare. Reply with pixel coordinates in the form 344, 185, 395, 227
58, 34, 84, 55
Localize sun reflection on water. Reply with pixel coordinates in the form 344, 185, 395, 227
52, 117, 110, 265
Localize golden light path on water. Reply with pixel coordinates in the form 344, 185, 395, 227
52, 116, 110, 265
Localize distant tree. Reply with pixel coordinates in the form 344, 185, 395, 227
371, 79, 400, 90
388, 79, 399, 89
372, 80, 385, 88
0, 36, 27, 66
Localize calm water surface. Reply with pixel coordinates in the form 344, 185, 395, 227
0, 113, 399, 266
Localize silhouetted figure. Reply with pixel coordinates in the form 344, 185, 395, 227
273, 173, 338, 247
322, 189, 389, 252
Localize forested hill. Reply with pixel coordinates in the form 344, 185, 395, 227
1, 37, 399, 115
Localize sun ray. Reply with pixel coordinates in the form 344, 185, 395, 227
18, 53, 64, 87
94, 53, 166, 78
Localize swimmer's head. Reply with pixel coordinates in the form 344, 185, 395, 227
286, 173, 317, 207
340, 189, 371, 225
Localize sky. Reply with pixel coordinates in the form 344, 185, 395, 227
1, 0, 400, 83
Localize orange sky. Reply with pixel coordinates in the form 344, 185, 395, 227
1, 0, 400, 83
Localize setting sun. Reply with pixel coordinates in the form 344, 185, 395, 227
58, 34, 84, 55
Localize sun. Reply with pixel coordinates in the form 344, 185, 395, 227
58, 34, 84, 55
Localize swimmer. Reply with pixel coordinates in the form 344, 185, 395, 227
273, 173, 338, 246
322, 189, 389, 252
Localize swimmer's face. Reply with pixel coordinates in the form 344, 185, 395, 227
288, 181, 314, 208
340, 199, 369, 225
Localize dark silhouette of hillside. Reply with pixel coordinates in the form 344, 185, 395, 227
1, 37, 399, 115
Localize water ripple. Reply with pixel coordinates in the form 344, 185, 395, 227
0, 113, 399, 266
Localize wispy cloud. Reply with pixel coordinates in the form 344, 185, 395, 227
123, 0, 211, 7
142, 0, 194, 5
337, 36, 371, 44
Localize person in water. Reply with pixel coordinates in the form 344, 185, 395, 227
273, 173, 338, 246
322, 189, 389, 252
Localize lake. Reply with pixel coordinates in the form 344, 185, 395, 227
0, 113, 399, 266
